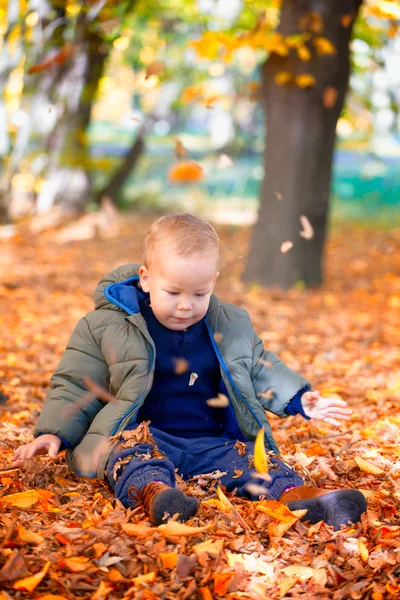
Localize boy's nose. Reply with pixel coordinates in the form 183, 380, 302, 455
177, 297, 192, 311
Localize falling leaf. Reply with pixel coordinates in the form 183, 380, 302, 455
232, 469, 244, 478
245, 482, 269, 496
189, 372, 198, 386
274, 191, 283, 201
254, 428, 268, 473
48, 107, 52, 113
299, 215, 314, 239
214, 332, 223, 343
258, 388, 275, 400
83, 376, 115, 404
173, 357, 189, 374
144, 60, 164, 79
158, 520, 210, 537
341, 13, 354, 27
280, 241, 293, 253
297, 46, 311, 61
323, 86, 338, 108
160, 552, 178, 569
354, 456, 384, 475
174, 138, 187, 159
168, 161, 204, 184
313, 37, 337, 55
13, 561, 51, 592
216, 154, 233, 169
206, 393, 229, 408
131, 117, 141, 122
275, 71, 292, 86
295, 74, 316, 88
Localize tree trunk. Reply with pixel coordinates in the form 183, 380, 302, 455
243, 0, 363, 288
95, 115, 157, 205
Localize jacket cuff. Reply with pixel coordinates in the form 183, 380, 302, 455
284, 386, 311, 420
35, 432, 71, 452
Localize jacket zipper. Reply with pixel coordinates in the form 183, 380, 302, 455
204, 319, 276, 452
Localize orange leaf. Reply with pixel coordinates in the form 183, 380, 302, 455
213, 572, 235, 596
160, 552, 178, 569
297, 46, 311, 61
0, 490, 42, 508
59, 556, 90, 573
354, 457, 384, 475
13, 561, 51, 592
200, 588, 214, 600
107, 567, 125, 581
313, 37, 336, 55
92, 542, 108, 558
256, 499, 306, 522
121, 523, 156, 537
35, 596, 68, 600
168, 161, 204, 184
174, 138, 187, 159
194, 539, 224, 557
132, 571, 156, 586
17, 524, 44, 544
323, 86, 338, 108
92, 581, 113, 599
158, 520, 210, 537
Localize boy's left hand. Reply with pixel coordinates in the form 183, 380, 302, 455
301, 390, 352, 426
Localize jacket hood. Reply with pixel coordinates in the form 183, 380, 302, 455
94, 263, 220, 316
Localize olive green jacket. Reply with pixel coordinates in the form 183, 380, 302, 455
33, 265, 310, 479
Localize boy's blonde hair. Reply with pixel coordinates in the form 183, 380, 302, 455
143, 213, 219, 267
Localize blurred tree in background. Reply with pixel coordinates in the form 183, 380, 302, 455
0, 0, 399, 287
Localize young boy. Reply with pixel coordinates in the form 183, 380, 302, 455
12, 214, 366, 529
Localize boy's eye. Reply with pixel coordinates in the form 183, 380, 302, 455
167, 291, 179, 296
195, 293, 206, 298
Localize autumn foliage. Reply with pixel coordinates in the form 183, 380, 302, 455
0, 215, 400, 598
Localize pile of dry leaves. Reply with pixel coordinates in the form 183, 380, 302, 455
0, 215, 399, 599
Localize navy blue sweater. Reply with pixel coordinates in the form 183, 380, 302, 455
135, 302, 310, 439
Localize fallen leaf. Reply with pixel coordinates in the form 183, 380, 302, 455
354, 456, 384, 475
13, 561, 51, 592
193, 539, 224, 557
92, 581, 113, 600
159, 552, 178, 569
158, 520, 210, 537
213, 572, 235, 596
17, 525, 44, 544
132, 571, 156, 585
59, 556, 90, 573
121, 523, 156, 537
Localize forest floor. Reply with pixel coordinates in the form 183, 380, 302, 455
0, 214, 400, 599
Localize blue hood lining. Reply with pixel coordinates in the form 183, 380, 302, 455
104, 276, 149, 315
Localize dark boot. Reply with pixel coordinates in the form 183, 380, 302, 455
128, 481, 199, 525
280, 486, 367, 531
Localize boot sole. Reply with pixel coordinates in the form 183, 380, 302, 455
150, 488, 199, 525
286, 489, 367, 531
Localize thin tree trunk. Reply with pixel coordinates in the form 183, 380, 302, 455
95, 115, 157, 204
243, 0, 363, 289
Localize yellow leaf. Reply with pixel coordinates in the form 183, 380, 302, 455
160, 552, 178, 568
17, 524, 44, 544
275, 71, 292, 86
217, 486, 233, 510
295, 74, 316, 88
297, 46, 311, 61
354, 457, 384, 475
313, 37, 337, 55
13, 561, 51, 592
193, 539, 224, 557
359, 539, 369, 561
158, 520, 210, 537
202, 498, 231, 514
279, 576, 298, 597
132, 571, 156, 585
254, 428, 268, 473
34, 596, 68, 600
121, 523, 156, 537
0, 490, 41, 508
281, 565, 313, 580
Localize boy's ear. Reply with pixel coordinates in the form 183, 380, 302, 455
213, 271, 219, 287
139, 265, 150, 292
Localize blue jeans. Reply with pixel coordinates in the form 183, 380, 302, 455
106, 426, 303, 507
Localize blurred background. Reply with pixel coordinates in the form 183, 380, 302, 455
1, 0, 400, 287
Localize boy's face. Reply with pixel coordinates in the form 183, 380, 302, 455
139, 246, 219, 330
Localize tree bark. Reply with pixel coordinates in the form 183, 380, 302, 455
243, 0, 363, 288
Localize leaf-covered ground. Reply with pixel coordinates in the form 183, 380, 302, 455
1, 215, 400, 600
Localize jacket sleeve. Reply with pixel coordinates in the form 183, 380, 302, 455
251, 329, 311, 417
33, 317, 109, 447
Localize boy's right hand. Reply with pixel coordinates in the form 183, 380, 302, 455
11, 434, 62, 467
